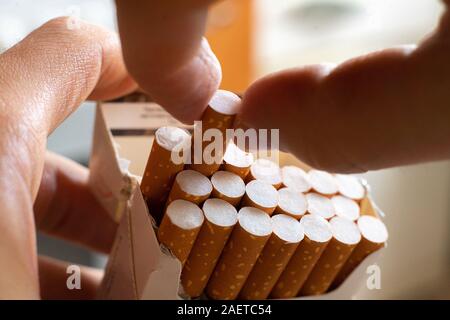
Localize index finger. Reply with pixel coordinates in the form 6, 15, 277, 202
115, 0, 222, 123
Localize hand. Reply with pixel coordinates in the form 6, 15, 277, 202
0, 17, 137, 299
116, 1, 450, 173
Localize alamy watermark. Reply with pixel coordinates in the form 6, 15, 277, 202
66, 265, 81, 290
366, 264, 381, 290
170, 122, 280, 166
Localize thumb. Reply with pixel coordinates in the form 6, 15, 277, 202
240, 7, 450, 173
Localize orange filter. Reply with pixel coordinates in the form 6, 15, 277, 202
360, 196, 380, 218
239, 214, 304, 300
181, 199, 238, 298
167, 170, 212, 205
206, 207, 272, 300
306, 192, 336, 220
281, 166, 311, 193
241, 180, 279, 215
246, 158, 282, 189
158, 200, 204, 265
190, 90, 241, 177
299, 216, 361, 296
332, 215, 388, 288
275, 187, 308, 220
308, 169, 338, 197
141, 126, 191, 224
210, 171, 246, 206
223, 142, 254, 179
334, 174, 365, 201
270, 214, 332, 299
331, 195, 360, 222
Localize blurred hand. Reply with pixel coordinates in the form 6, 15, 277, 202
0, 17, 137, 299
117, 0, 450, 173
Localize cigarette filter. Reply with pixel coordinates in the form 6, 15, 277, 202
210, 171, 246, 206
275, 187, 308, 219
239, 214, 304, 300
181, 199, 238, 298
308, 169, 338, 196
331, 195, 360, 221
306, 192, 336, 220
299, 216, 361, 296
241, 180, 279, 215
334, 174, 365, 201
270, 214, 332, 299
141, 127, 191, 224
332, 215, 388, 288
190, 90, 241, 177
281, 166, 311, 193
223, 142, 254, 179
359, 196, 379, 218
157, 199, 204, 265
206, 207, 272, 300
167, 170, 212, 205
247, 158, 283, 189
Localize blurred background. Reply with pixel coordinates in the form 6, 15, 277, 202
0, 0, 448, 299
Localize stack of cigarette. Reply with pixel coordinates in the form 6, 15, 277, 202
140, 90, 388, 300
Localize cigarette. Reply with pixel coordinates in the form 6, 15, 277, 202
331, 195, 360, 221
332, 215, 388, 288
247, 158, 283, 189
308, 169, 338, 196
166, 170, 212, 205
334, 174, 365, 201
359, 196, 380, 218
206, 207, 272, 300
140, 126, 191, 224
190, 90, 241, 177
281, 166, 311, 193
275, 187, 308, 220
270, 214, 332, 299
239, 214, 304, 300
181, 199, 238, 298
223, 142, 254, 179
157, 199, 204, 266
306, 192, 336, 220
241, 180, 279, 215
210, 171, 246, 207
299, 216, 361, 296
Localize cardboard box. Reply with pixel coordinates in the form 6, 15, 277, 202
90, 99, 385, 300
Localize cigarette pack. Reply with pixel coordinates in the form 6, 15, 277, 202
90, 96, 386, 300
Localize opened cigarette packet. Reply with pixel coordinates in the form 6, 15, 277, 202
91, 93, 388, 300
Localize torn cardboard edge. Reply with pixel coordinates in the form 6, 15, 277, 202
90, 101, 385, 300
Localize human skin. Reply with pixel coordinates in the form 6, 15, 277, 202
0, 17, 137, 299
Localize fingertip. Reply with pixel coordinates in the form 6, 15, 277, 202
145, 38, 222, 124
240, 64, 332, 131
200, 37, 223, 78
239, 64, 357, 171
